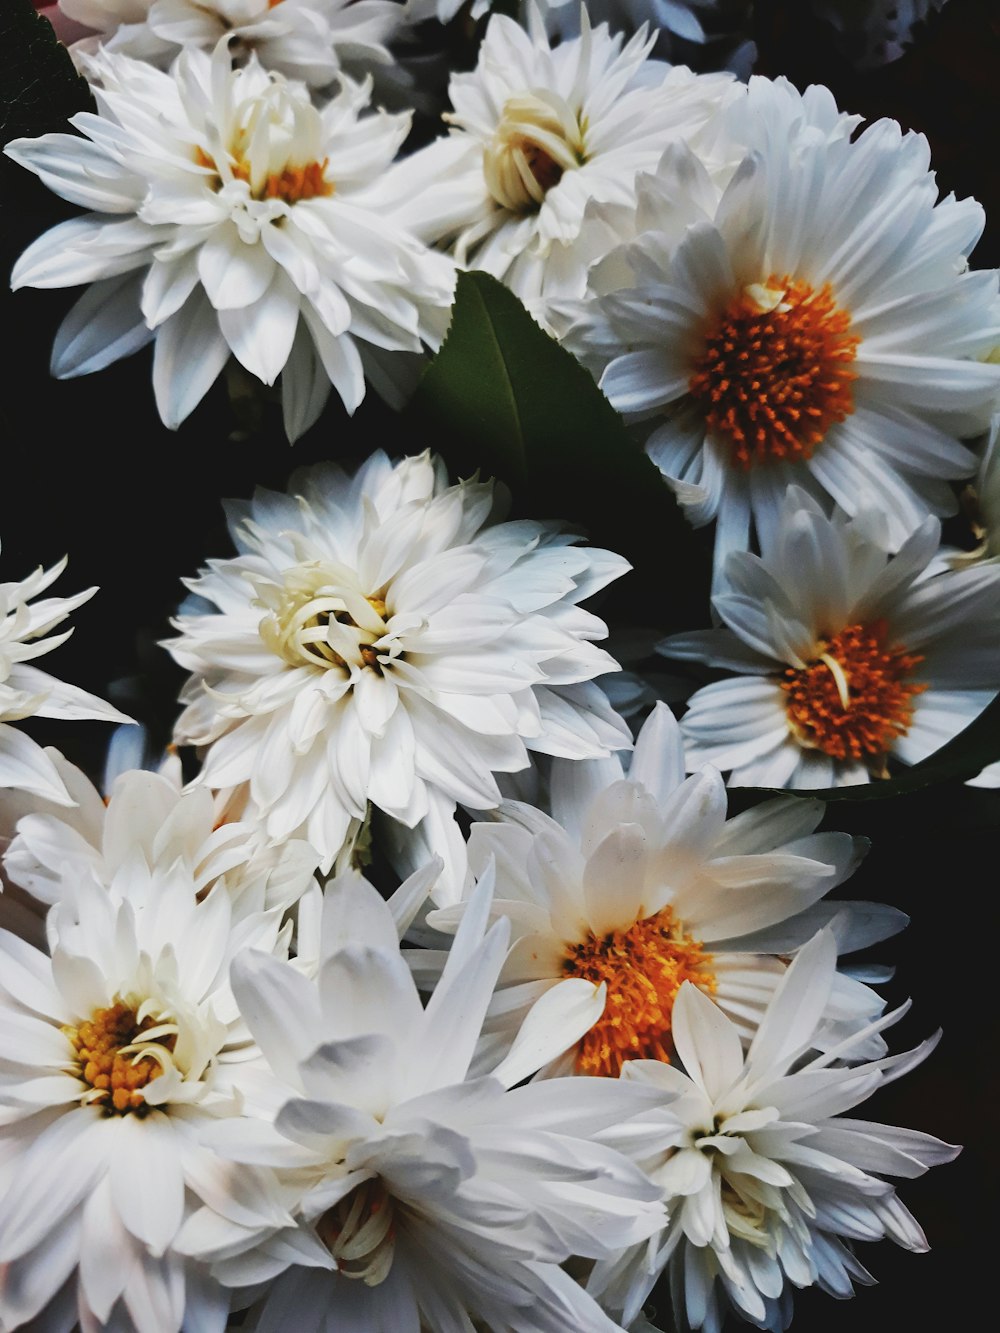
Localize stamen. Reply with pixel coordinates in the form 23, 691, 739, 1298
782, 621, 926, 767
63, 1001, 178, 1116
563, 906, 716, 1077
689, 276, 859, 468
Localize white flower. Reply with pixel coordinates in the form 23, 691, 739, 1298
376, 7, 736, 318
0, 784, 294, 1331
175, 867, 667, 1331
164, 450, 631, 872
422, 703, 900, 1076
586, 930, 960, 1333
6, 42, 454, 441
561, 76, 1000, 580
661, 487, 1000, 788
59, 0, 403, 88
2, 755, 321, 918
0, 546, 131, 807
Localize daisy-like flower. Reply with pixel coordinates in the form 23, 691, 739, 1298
176, 867, 667, 1331
2, 753, 321, 919
0, 777, 296, 1331
660, 487, 1000, 788
0, 546, 131, 807
165, 450, 631, 871
6, 41, 454, 441
561, 77, 1000, 577
422, 702, 901, 1078
376, 7, 736, 316
587, 929, 960, 1333
57, 0, 403, 88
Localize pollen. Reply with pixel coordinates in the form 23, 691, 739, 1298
688, 276, 860, 469
563, 907, 716, 1077
782, 621, 927, 768
64, 1001, 177, 1116
195, 147, 333, 204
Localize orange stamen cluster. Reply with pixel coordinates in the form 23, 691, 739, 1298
65, 1002, 174, 1115
782, 620, 926, 767
563, 907, 716, 1077
195, 148, 333, 204
689, 276, 859, 469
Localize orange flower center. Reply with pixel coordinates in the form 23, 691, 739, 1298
64, 1001, 177, 1116
689, 277, 859, 469
195, 146, 333, 204
782, 621, 926, 767
562, 907, 716, 1077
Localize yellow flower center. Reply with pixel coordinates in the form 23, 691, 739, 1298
317, 1179, 396, 1286
64, 1001, 178, 1116
688, 276, 859, 468
481, 91, 585, 212
562, 907, 716, 1077
782, 620, 926, 768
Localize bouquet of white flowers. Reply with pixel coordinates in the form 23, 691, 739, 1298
0, 1, 993, 1330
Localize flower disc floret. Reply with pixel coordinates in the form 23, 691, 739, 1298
689, 277, 859, 469
66, 999, 178, 1115
564, 907, 717, 1076
782, 620, 926, 765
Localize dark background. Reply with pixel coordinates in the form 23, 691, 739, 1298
0, 2, 997, 1330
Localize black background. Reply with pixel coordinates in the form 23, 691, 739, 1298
0, 2, 997, 1330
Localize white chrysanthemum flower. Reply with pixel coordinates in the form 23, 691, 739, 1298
0, 547, 131, 807
165, 450, 631, 872
176, 867, 666, 1331
587, 930, 960, 1333
661, 487, 1000, 788
2, 754, 321, 919
422, 703, 901, 1076
59, 0, 403, 88
6, 42, 454, 441
0, 787, 295, 1331
375, 7, 736, 317
561, 76, 1000, 579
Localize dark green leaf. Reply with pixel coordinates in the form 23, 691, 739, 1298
731, 688, 1000, 807
408, 270, 712, 626
0, 0, 93, 148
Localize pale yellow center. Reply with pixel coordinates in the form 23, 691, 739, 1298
482, 91, 585, 212
317, 1179, 397, 1286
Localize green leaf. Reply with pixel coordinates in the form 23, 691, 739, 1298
0, 0, 93, 148
408, 270, 712, 626
731, 688, 1000, 807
